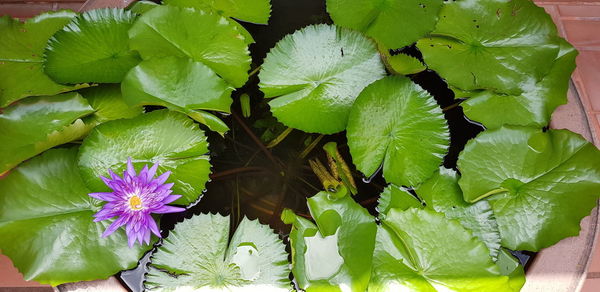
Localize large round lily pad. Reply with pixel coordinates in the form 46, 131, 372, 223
78, 110, 211, 205
259, 24, 386, 134
44, 8, 140, 84
128, 5, 251, 88
369, 208, 512, 291
417, 0, 560, 94
458, 126, 600, 251
347, 75, 449, 187
461, 39, 577, 129
327, 0, 443, 49
0, 148, 152, 285
145, 214, 289, 291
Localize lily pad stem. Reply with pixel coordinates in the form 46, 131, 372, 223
469, 187, 509, 203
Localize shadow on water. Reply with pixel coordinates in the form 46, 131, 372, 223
118, 0, 533, 290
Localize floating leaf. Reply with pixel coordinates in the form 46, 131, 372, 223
164, 0, 271, 24
327, 0, 443, 49
458, 126, 600, 251
0, 148, 153, 285
417, 0, 560, 94
129, 5, 251, 87
44, 8, 140, 84
79, 84, 143, 125
283, 191, 377, 291
0, 11, 87, 107
347, 75, 449, 187
78, 110, 211, 205
121, 56, 232, 119
384, 52, 426, 75
462, 39, 577, 129
259, 24, 385, 134
0, 92, 94, 174
145, 214, 289, 291
417, 167, 502, 259
369, 208, 512, 291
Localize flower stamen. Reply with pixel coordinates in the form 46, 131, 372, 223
128, 195, 143, 210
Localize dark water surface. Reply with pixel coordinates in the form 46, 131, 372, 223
118, 0, 534, 290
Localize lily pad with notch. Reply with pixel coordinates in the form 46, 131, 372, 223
145, 213, 290, 291
346, 75, 449, 187
369, 208, 513, 291
417, 0, 560, 95
458, 126, 600, 251
164, 0, 271, 24
44, 8, 141, 84
259, 24, 386, 134
77, 110, 211, 206
128, 5, 251, 88
0, 148, 154, 286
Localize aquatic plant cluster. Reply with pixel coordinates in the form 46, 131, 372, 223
0, 0, 599, 291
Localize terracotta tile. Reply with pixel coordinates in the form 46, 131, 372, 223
582, 278, 600, 292
538, 4, 567, 37
563, 19, 600, 47
575, 51, 600, 112
0, 254, 50, 288
589, 233, 600, 273
0, 4, 54, 18
559, 4, 600, 17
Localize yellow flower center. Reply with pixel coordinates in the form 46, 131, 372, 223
128, 195, 143, 210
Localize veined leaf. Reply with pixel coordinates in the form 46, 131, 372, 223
283, 191, 377, 291
0, 11, 87, 107
44, 8, 141, 84
145, 214, 290, 291
417, 0, 560, 94
327, 0, 443, 49
0, 92, 94, 174
78, 110, 211, 205
164, 0, 271, 24
369, 208, 512, 291
0, 148, 153, 285
259, 24, 386, 134
461, 38, 577, 129
128, 0, 159, 15
347, 75, 449, 187
129, 5, 251, 87
376, 184, 422, 216
458, 126, 600, 251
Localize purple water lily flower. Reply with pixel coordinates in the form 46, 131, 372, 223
90, 158, 185, 247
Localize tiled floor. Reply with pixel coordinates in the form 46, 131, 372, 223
1, 0, 600, 291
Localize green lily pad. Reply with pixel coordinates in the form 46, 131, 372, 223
78, 110, 211, 205
347, 75, 449, 187
145, 214, 290, 291
44, 8, 140, 84
327, 0, 443, 49
417, 0, 560, 94
0, 92, 94, 174
369, 208, 512, 291
121, 56, 232, 128
0, 148, 153, 286
128, 5, 251, 88
0, 11, 87, 107
259, 24, 385, 134
164, 0, 271, 24
462, 39, 577, 129
283, 191, 377, 291
79, 84, 143, 125
385, 53, 426, 75
417, 167, 501, 259
458, 126, 600, 251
